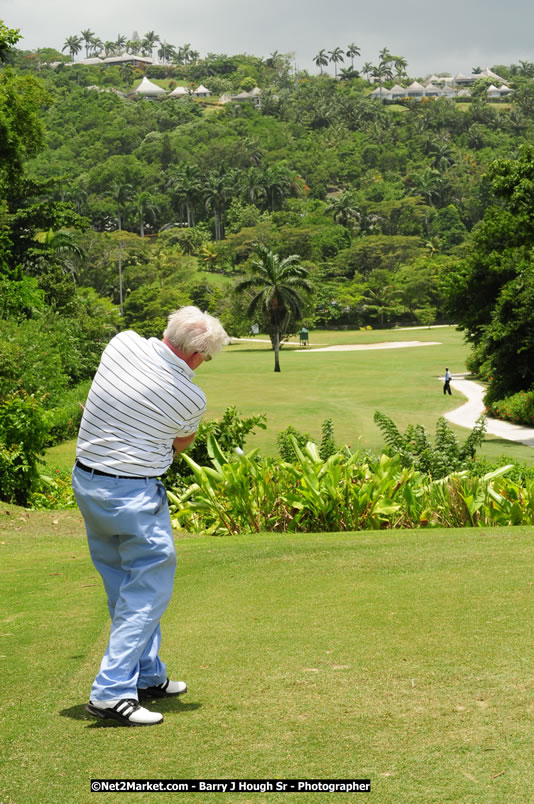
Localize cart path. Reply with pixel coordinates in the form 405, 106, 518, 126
445, 375, 534, 447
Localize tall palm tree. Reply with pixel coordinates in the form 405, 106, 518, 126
126, 37, 142, 55
326, 192, 360, 231
240, 167, 267, 206
110, 182, 133, 314
167, 164, 201, 228
313, 49, 329, 74
158, 41, 176, 63
362, 61, 373, 82
346, 43, 360, 70
35, 229, 85, 281
203, 168, 233, 241
115, 34, 127, 53
176, 43, 192, 65
372, 62, 393, 97
62, 35, 82, 62
262, 164, 293, 212
103, 41, 117, 58
142, 30, 160, 58
242, 137, 264, 167
379, 47, 392, 64
90, 37, 104, 57
235, 244, 312, 372
328, 47, 345, 78
134, 191, 159, 237
393, 56, 408, 81
80, 29, 95, 58
406, 168, 444, 206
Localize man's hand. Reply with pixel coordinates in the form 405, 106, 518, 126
173, 433, 197, 455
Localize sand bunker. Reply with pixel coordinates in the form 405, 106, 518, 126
297, 341, 441, 352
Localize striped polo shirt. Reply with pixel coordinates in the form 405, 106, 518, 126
76, 330, 206, 476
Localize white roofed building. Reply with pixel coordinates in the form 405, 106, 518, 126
168, 86, 190, 98
192, 85, 211, 97
133, 76, 166, 98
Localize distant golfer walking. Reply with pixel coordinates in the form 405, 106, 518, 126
72, 307, 228, 726
443, 367, 452, 395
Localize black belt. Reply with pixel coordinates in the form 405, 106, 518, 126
75, 460, 152, 480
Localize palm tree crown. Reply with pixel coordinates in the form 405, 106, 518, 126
62, 35, 82, 62
346, 43, 360, 69
328, 47, 345, 78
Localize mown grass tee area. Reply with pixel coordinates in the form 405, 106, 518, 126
3, 326, 534, 803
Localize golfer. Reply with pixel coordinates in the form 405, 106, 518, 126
72, 306, 228, 726
443, 367, 452, 395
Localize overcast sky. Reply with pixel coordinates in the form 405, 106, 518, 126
5, 0, 534, 78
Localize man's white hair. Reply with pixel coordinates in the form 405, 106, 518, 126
163, 306, 228, 358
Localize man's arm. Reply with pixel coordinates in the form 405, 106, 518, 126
173, 433, 197, 455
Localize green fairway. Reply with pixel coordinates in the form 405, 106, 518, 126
2, 508, 534, 803
44, 325, 534, 472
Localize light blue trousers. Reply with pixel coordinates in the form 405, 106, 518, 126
72, 466, 177, 702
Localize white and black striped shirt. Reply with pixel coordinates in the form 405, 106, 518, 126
76, 330, 206, 476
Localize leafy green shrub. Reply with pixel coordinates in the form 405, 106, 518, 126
164, 406, 267, 488
373, 411, 487, 478
319, 417, 337, 460
45, 380, 91, 446
486, 390, 534, 426
277, 424, 310, 462
0, 392, 48, 506
30, 466, 77, 510
277, 418, 339, 463
168, 435, 532, 535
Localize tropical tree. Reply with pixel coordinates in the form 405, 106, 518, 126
158, 41, 176, 63
203, 168, 233, 241
346, 43, 360, 70
313, 49, 329, 74
62, 35, 82, 62
235, 244, 312, 372
90, 37, 104, 57
326, 192, 360, 232
328, 47, 345, 78
142, 30, 160, 58
0, 20, 20, 62
176, 43, 192, 64
80, 29, 95, 58
109, 182, 133, 313
119, 62, 134, 86
262, 164, 293, 211
407, 168, 445, 206
115, 34, 127, 53
133, 190, 159, 238
103, 41, 117, 57
371, 61, 393, 97
34, 229, 85, 281
240, 167, 267, 206
362, 278, 403, 327
339, 67, 358, 81
167, 164, 201, 228
362, 61, 373, 82
393, 56, 408, 81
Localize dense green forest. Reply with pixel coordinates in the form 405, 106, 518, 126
4, 17, 534, 502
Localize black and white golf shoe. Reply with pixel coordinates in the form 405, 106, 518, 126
86, 698, 163, 726
138, 678, 187, 699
